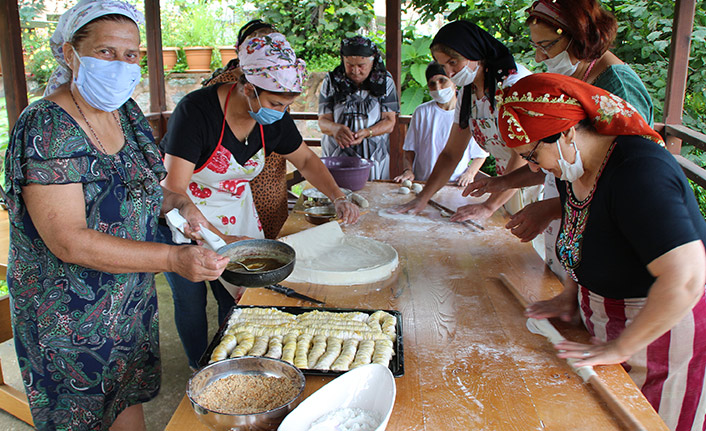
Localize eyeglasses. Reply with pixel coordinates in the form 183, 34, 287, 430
520, 141, 543, 165
530, 36, 564, 57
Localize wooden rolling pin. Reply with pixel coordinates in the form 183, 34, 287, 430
498, 273, 647, 431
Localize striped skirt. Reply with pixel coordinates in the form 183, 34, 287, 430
578, 286, 706, 431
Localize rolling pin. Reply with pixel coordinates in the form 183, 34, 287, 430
498, 273, 647, 431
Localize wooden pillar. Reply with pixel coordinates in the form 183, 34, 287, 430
144, 0, 168, 141
385, 0, 402, 178
663, 0, 695, 154
0, 0, 29, 131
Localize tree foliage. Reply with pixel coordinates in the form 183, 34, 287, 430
254, 0, 376, 67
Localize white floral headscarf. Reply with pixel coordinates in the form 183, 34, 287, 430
44, 0, 144, 96
238, 32, 308, 93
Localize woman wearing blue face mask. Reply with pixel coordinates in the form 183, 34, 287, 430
158, 33, 359, 370
396, 20, 536, 224
5, 1, 229, 429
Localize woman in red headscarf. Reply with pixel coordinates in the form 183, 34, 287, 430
498, 73, 706, 431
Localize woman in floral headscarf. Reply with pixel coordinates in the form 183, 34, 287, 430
498, 73, 706, 431
319, 35, 400, 180
159, 33, 359, 369
6, 0, 228, 429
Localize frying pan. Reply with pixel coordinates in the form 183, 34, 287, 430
217, 239, 296, 287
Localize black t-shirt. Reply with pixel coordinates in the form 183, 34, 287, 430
160, 84, 302, 169
557, 135, 706, 299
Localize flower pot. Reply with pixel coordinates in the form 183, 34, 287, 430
218, 47, 238, 67
162, 47, 179, 71
183, 46, 213, 73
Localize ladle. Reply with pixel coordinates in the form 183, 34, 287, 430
230, 260, 267, 272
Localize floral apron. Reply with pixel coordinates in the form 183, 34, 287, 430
187, 84, 265, 239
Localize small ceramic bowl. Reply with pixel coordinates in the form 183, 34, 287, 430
303, 206, 337, 225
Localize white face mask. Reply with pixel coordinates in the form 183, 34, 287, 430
450, 63, 479, 87
429, 86, 455, 104
543, 46, 579, 76
556, 140, 584, 182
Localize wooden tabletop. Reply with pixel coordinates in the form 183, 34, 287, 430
165, 182, 667, 431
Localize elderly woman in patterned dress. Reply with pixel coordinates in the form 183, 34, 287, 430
4, 1, 227, 429
318, 35, 399, 180
498, 73, 706, 431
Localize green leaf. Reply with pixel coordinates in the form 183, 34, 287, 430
400, 87, 427, 115
410, 62, 428, 87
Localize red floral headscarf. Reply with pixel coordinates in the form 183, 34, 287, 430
497, 73, 663, 148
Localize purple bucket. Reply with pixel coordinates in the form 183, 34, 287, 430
320, 156, 372, 191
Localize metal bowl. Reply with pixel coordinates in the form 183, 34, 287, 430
218, 239, 295, 288
187, 356, 306, 431
304, 206, 337, 225
301, 187, 351, 204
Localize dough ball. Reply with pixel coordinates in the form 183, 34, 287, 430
398, 186, 411, 195
401, 179, 412, 188
411, 183, 423, 193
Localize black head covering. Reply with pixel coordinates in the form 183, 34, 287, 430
237, 19, 275, 48
425, 61, 447, 82
431, 20, 517, 128
329, 36, 388, 103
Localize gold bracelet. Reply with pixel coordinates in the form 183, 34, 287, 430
333, 196, 347, 204
368, 128, 373, 137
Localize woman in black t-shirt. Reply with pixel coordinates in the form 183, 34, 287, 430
498, 73, 706, 431
159, 33, 359, 369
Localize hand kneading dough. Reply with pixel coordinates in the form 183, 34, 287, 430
401, 179, 412, 188
411, 183, 423, 193
398, 186, 410, 194
279, 221, 398, 285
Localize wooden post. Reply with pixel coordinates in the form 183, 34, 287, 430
663, 0, 696, 154
385, 0, 402, 178
0, 0, 29, 131
144, 0, 168, 142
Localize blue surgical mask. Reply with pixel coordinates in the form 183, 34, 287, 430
72, 48, 141, 112
247, 88, 285, 125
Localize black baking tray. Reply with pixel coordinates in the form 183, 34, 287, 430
199, 305, 404, 377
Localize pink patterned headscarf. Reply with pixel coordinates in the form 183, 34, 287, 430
238, 32, 308, 93
44, 0, 144, 96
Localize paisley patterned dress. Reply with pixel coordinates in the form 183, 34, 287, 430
4, 98, 166, 431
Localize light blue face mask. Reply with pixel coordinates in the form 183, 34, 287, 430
247, 88, 286, 125
72, 48, 141, 112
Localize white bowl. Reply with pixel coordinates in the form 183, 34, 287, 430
278, 364, 396, 431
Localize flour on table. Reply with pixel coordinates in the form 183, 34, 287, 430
280, 221, 398, 285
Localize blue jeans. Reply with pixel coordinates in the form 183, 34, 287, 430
156, 223, 235, 369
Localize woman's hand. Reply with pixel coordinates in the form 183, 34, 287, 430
334, 124, 356, 148
462, 176, 509, 197
169, 245, 228, 282
176, 201, 212, 241
392, 196, 427, 215
449, 202, 493, 222
334, 199, 360, 225
505, 200, 557, 243
525, 286, 580, 323
456, 170, 476, 188
554, 338, 632, 368
393, 170, 414, 183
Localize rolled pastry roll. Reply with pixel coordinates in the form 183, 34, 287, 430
281, 332, 298, 364
209, 345, 228, 363
230, 332, 255, 357
350, 339, 376, 369
215, 333, 238, 356
248, 335, 270, 356
331, 338, 359, 371
294, 334, 314, 369
313, 337, 343, 370
264, 335, 283, 359
307, 334, 328, 368
372, 339, 394, 366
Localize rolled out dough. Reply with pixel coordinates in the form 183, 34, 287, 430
279, 221, 398, 285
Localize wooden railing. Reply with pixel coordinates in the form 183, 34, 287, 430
658, 123, 706, 189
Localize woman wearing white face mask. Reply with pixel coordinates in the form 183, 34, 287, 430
464, 0, 656, 280
498, 73, 706, 431
5, 1, 231, 429
395, 61, 488, 185
158, 33, 359, 370
396, 20, 534, 223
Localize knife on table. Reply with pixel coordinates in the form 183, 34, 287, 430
264, 284, 326, 305
427, 199, 485, 231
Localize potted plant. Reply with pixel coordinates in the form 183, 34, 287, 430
177, 3, 219, 72
218, 46, 238, 67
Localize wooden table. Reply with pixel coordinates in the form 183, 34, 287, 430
166, 183, 667, 430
